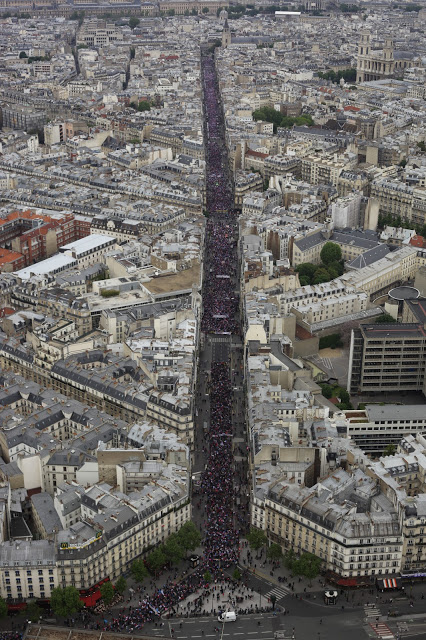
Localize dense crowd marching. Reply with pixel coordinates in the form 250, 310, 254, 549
201, 54, 239, 335
201, 362, 239, 569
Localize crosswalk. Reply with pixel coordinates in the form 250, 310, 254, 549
265, 585, 290, 601
364, 603, 381, 618
369, 621, 395, 639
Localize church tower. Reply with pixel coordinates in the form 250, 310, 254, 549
222, 19, 231, 49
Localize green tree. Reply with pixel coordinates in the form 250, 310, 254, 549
50, 586, 83, 618
383, 443, 397, 456
204, 570, 212, 583
246, 528, 267, 551
129, 16, 140, 28
375, 313, 396, 324
299, 275, 310, 286
26, 601, 42, 622
184, 9, 190, 14
270, 594, 277, 610
417, 141, 426, 153
313, 267, 331, 284
202, 6, 209, 11
320, 384, 333, 399
137, 100, 151, 112
295, 262, 317, 282
283, 548, 296, 572
131, 558, 149, 583
267, 543, 283, 562
19, 51, 28, 58
147, 547, 167, 575
329, 260, 344, 276
0, 598, 7, 619
232, 568, 242, 581
177, 521, 201, 556
320, 241, 342, 265
163, 533, 184, 566
294, 553, 321, 585
100, 581, 114, 606
115, 576, 127, 595
337, 388, 350, 404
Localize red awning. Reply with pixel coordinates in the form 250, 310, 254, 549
81, 590, 102, 607
7, 603, 27, 611
337, 578, 358, 587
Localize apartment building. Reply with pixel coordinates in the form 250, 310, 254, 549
252, 467, 402, 579
360, 435, 426, 575
263, 155, 301, 181
0, 541, 57, 602
301, 153, 353, 187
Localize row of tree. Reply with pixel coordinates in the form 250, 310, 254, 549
246, 529, 322, 583
131, 521, 201, 580
252, 106, 314, 133
317, 68, 357, 84
295, 242, 344, 286
377, 212, 426, 238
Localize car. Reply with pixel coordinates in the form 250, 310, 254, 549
218, 611, 237, 622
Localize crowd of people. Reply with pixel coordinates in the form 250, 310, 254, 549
201, 362, 239, 569
201, 54, 239, 335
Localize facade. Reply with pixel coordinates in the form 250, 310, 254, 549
348, 322, 426, 395
252, 468, 402, 579
357, 33, 418, 83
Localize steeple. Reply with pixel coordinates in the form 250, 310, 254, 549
222, 19, 231, 49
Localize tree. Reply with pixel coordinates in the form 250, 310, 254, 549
232, 568, 241, 581
383, 443, 396, 457
295, 262, 317, 281
375, 313, 396, 324
337, 388, 350, 404
267, 543, 283, 562
26, 601, 42, 622
270, 594, 277, 610
320, 242, 342, 265
100, 581, 114, 606
313, 267, 331, 284
115, 576, 127, 595
50, 586, 83, 618
147, 547, 167, 575
320, 384, 333, 399
246, 528, 267, 551
163, 533, 184, 566
129, 16, 140, 28
0, 598, 7, 619
283, 548, 296, 572
137, 100, 151, 112
295, 553, 321, 585
177, 521, 201, 555
202, 6, 209, 11
204, 570, 212, 583
299, 275, 310, 287
19, 51, 28, 58
131, 558, 149, 583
